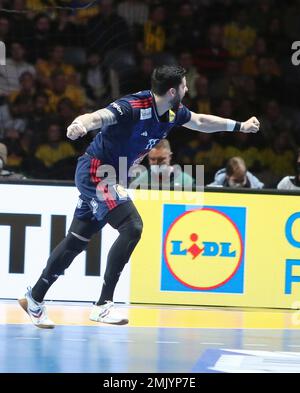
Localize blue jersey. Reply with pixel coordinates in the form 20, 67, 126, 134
86, 90, 191, 171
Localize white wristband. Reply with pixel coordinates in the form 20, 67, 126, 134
226, 119, 236, 132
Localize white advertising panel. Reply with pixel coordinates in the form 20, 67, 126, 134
0, 184, 130, 302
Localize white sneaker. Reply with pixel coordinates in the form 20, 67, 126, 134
89, 301, 128, 325
18, 287, 55, 329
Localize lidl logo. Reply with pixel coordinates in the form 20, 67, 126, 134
161, 204, 246, 293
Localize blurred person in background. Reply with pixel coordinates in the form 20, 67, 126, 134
0, 42, 36, 96
223, 8, 256, 58
35, 122, 76, 171
36, 44, 75, 88
130, 139, 194, 190
0, 142, 26, 179
83, 52, 109, 105
171, 2, 201, 52
277, 149, 300, 190
179, 51, 199, 100
190, 75, 212, 114
208, 156, 264, 189
117, 0, 149, 39
138, 3, 167, 55
47, 71, 85, 112
195, 24, 229, 80
28, 14, 53, 62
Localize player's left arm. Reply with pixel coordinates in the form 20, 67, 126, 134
182, 111, 260, 133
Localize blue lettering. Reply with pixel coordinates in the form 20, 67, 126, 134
285, 213, 300, 248
285, 259, 300, 294
220, 242, 236, 257
202, 242, 219, 256
171, 241, 187, 255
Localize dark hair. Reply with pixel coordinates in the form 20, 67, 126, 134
226, 157, 246, 176
151, 65, 186, 95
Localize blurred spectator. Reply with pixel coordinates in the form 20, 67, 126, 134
9, 71, 36, 106
130, 139, 194, 190
277, 149, 300, 191
265, 17, 287, 58
0, 142, 26, 179
192, 133, 225, 183
241, 37, 268, 77
256, 57, 282, 103
26, 92, 51, 137
117, 0, 149, 38
223, 9, 256, 58
0, 16, 10, 47
0, 42, 36, 96
88, 0, 131, 54
171, 2, 201, 52
284, 0, 300, 41
224, 133, 262, 172
138, 4, 167, 55
36, 44, 75, 88
2, 125, 26, 169
194, 24, 229, 80
71, 0, 100, 25
57, 97, 77, 131
190, 75, 212, 114
9, 0, 32, 43
134, 55, 155, 91
179, 51, 199, 100
207, 156, 264, 189
82, 52, 109, 104
211, 59, 244, 101
0, 103, 12, 139
28, 14, 53, 62
238, 77, 261, 119
260, 131, 295, 187
52, 10, 81, 46
260, 100, 292, 143
7, 95, 30, 129
249, 0, 277, 35
35, 123, 76, 169
47, 71, 85, 112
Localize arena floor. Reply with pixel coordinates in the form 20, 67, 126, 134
1, 301, 300, 373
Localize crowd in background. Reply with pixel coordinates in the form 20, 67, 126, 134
0, 0, 300, 188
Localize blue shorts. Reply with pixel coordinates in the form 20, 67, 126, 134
74, 154, 131, 222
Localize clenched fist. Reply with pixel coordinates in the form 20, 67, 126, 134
67, 121, 87, 140
241, 116, 260, 133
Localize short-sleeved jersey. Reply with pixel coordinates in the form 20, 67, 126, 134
86, 90, 191, 171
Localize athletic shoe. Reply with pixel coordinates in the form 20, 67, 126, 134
18, 287, 55, 329
89, 301, 128, 325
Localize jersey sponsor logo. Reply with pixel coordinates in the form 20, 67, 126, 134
111, 102, 123, 116
140, 108, 152, 120
141, 131, 148, 137
161, 204, 246, 293
169, 110, 176, 122
146, 138, 159, 150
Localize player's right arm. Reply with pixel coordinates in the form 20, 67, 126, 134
66, 108, 117, 140
67, 98, 133, 140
